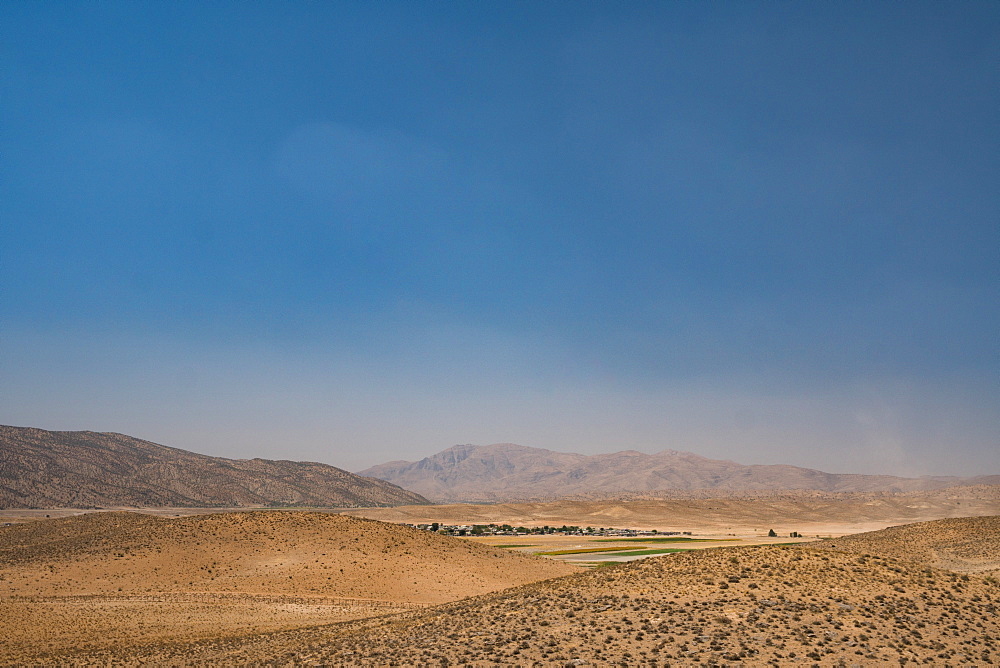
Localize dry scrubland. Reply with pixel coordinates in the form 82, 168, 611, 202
0, 511, 575, 662
813, 515, 1000, 574
50, 520, 1000, 666
2, 509, 998, 666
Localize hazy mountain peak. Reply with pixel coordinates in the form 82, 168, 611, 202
359, 442, 975, 503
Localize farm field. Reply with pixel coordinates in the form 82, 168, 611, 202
467, 533, 808, 564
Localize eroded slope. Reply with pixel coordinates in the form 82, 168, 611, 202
0, 425, 428, 508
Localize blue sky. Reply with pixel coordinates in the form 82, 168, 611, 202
2, 2, 998, 476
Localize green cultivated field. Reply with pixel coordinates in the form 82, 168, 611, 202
595, 537, 735, 543
537, 546, 639, 556
538, 546, 694, 557
600, 548, 687, 557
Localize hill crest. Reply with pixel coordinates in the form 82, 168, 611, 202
813, 515, 1000, 572
359, 442, 993, 503
0, 425, 428, 509
0, 510, 576, 660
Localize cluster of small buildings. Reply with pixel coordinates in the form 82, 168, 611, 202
408, 522, 691, 537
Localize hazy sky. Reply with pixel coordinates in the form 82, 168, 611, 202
3, 2, 998, 476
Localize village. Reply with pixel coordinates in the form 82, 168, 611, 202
408, 523, 691, 537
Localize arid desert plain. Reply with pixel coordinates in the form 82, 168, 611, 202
2, 485, 999, 666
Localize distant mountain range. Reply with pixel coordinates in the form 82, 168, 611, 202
359, 443, 999, 503
0, 425, 429, 509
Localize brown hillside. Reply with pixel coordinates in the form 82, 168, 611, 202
0, 511, 576, 661
0, 425, 428, 508
359, 442, 991, 503
63, 541, 1000, 666
813, 515, 1000, 573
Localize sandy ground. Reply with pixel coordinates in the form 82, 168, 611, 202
56, 526, 1000, 666
0, 511, 574, 663
2, 493, 998, 665
812, 515, 1000, 573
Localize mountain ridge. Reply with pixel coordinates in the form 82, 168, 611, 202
359, 442, 996, 503
0, 425, 429, 508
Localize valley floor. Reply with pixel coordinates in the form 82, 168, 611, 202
2, 492, 998, 665
31, 542, 1000, 667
